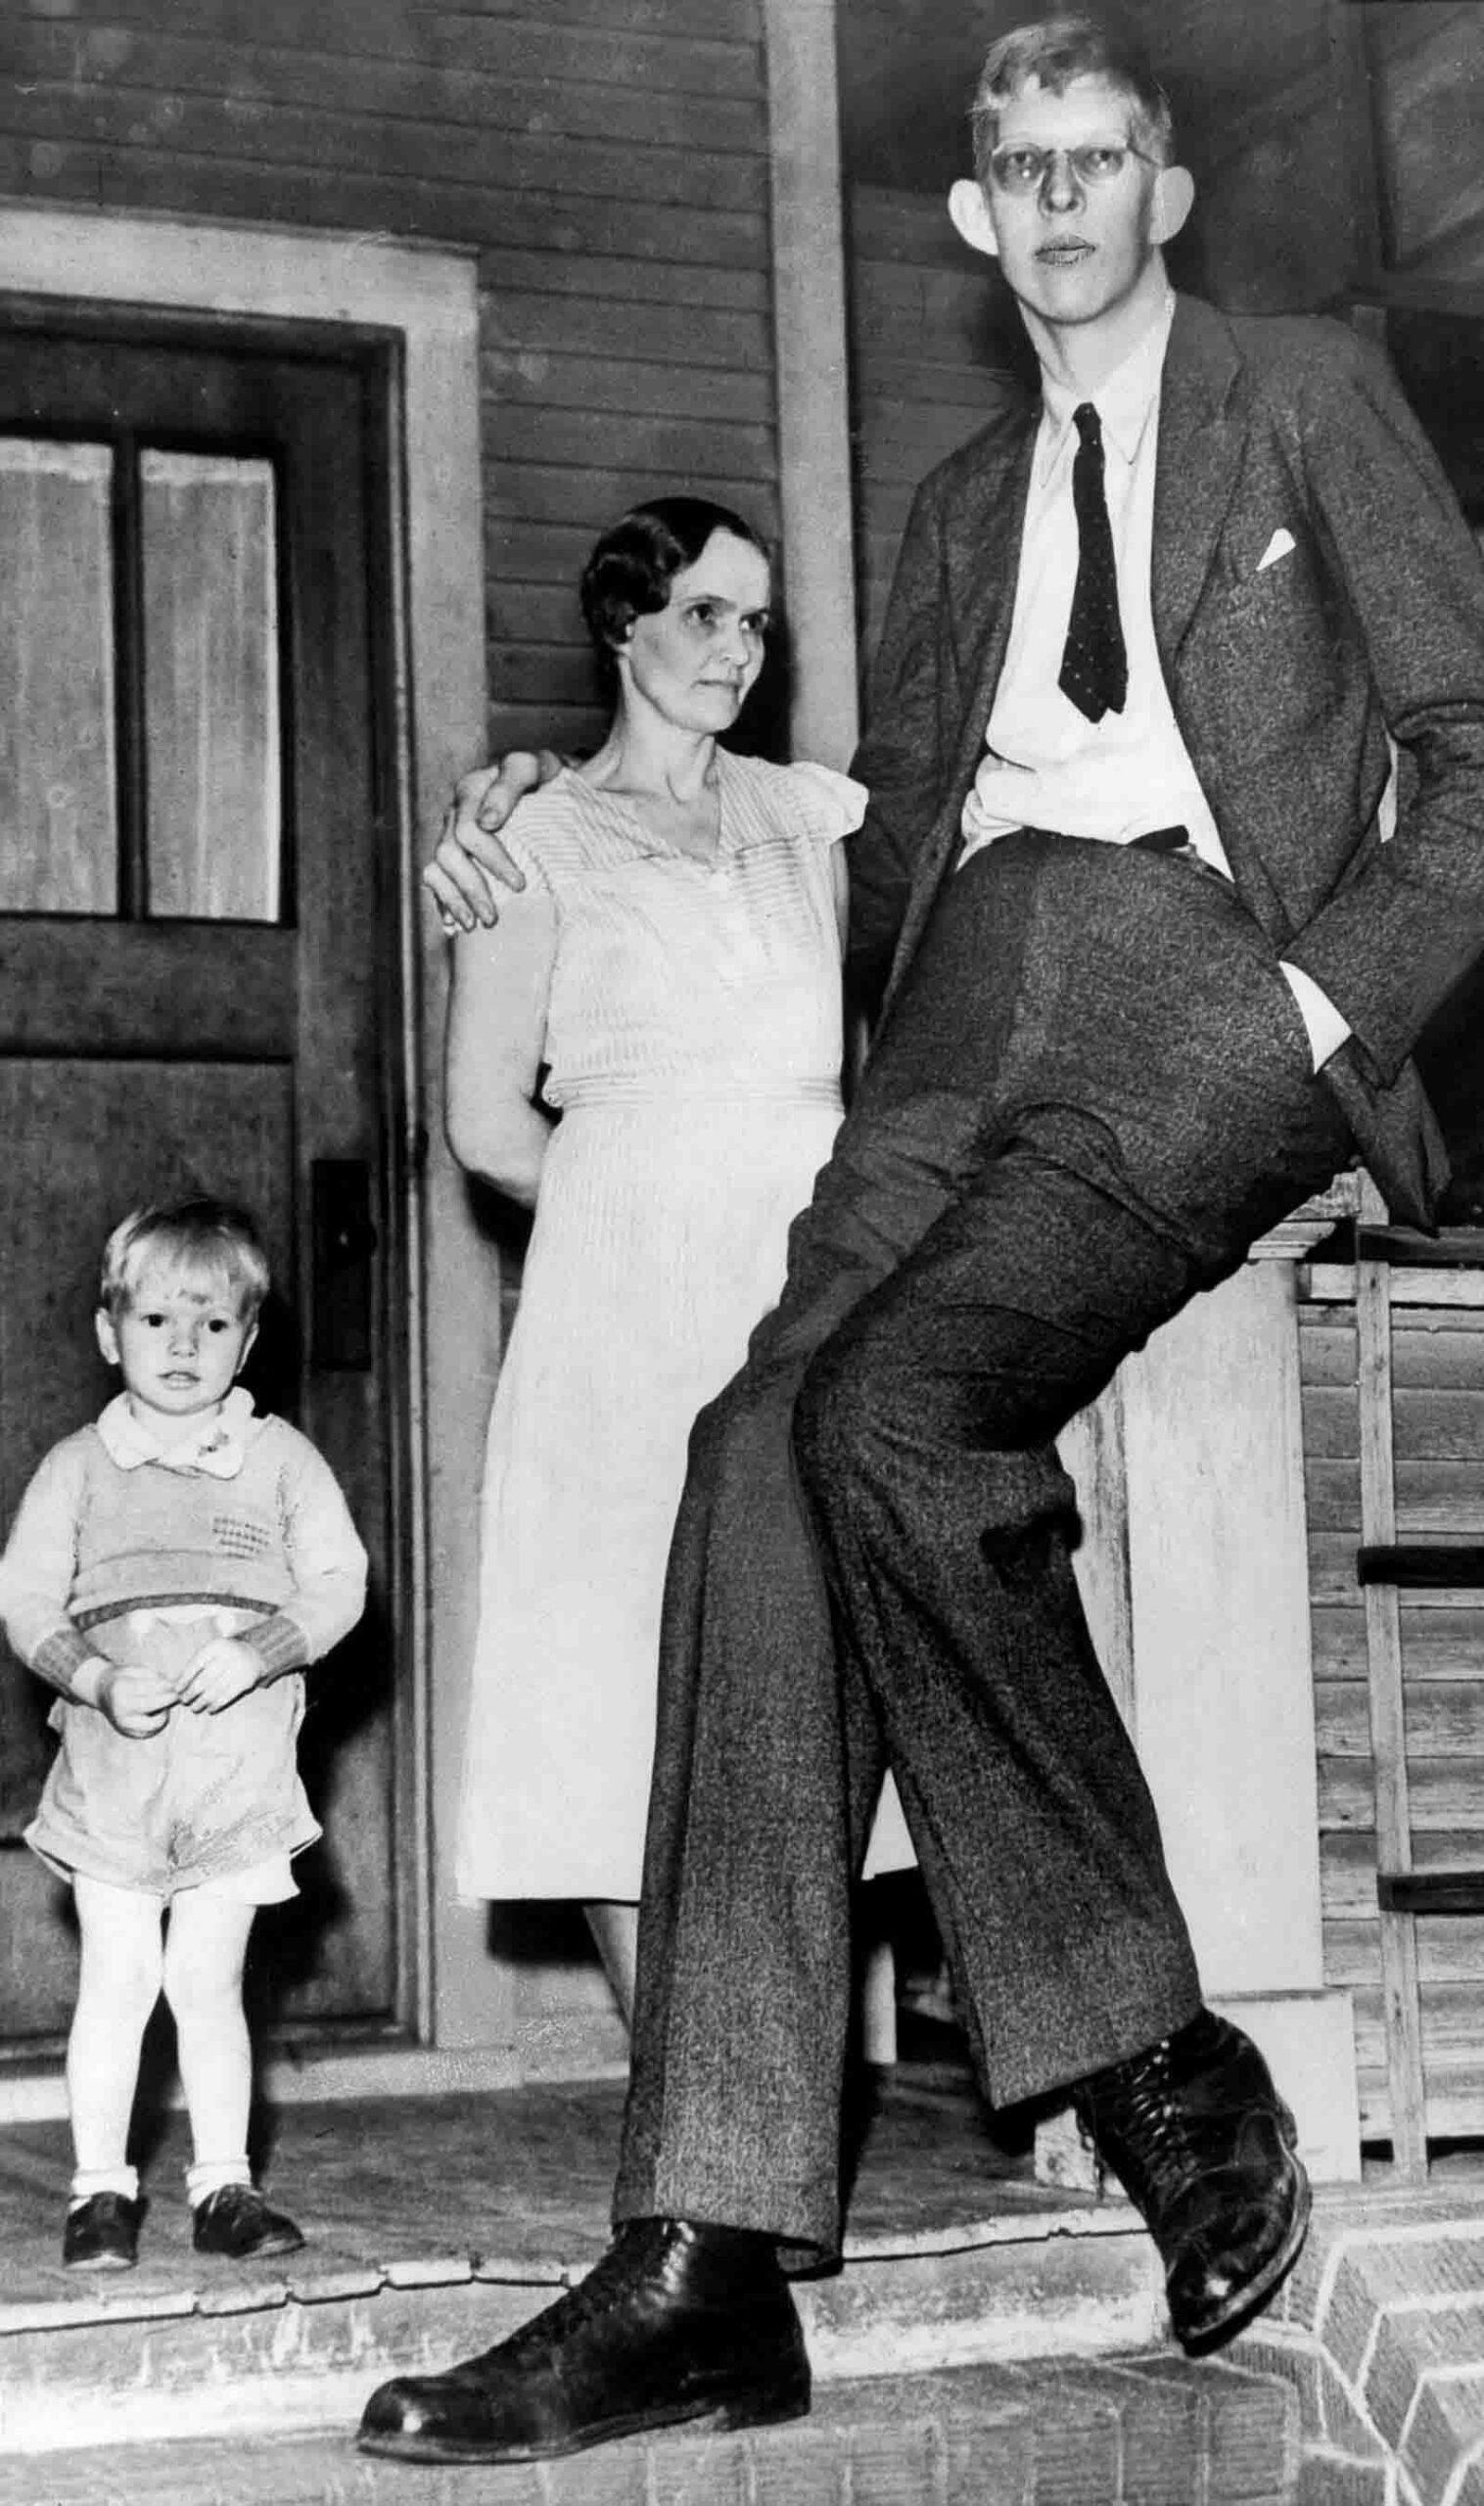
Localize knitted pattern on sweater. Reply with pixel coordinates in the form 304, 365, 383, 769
0, 1410, 367, 1694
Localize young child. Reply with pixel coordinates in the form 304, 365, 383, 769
0, 1197, 367, 2271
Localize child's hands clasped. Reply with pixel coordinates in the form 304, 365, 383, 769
79, 1634, 265, 1729
174, 1635, 264, 1715
94, 1662, 177, 1739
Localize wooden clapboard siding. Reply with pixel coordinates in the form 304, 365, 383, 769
1365, 1, 1484, 275
1301, 1289, 1484, 2139
0, 0, 776, 764
844, 184, 1027, 668
1176, 4, 1376, 312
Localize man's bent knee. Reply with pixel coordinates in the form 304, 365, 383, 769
792, 1330, 887, 1503
793, 1326, 1079, 1548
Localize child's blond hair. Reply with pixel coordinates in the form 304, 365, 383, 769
99, 1199, 271, 1323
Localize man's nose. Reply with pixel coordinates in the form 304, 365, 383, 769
168, 1319, 199, 1353
1040, 150, 1086, 210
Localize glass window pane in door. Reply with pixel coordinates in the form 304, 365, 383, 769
0, 438, 118, 913
141, 450, 282, 921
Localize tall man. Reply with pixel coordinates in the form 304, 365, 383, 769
364, 15, 1484, 2466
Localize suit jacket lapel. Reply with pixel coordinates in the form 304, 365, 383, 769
1151, 295, 1246, 672
881, 409, 1038, 1012
945, 409, 1039, 753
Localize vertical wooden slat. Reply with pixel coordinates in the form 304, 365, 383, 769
1355, 1170, 1429, 2174
761, 0, 858, 770
1328, 0, 1391, 286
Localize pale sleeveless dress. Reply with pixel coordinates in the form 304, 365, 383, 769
456, 752, 912, 1900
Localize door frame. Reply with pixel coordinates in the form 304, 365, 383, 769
0, 201, 504, 2086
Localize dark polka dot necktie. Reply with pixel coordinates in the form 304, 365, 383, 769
1058, 401, 1128, 722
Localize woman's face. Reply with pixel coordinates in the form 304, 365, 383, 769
617, 530, 772, 733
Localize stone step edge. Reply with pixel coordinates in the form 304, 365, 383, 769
0, 2354, 1301, 2504
0, 2192, 1141, 2338
0, 2218, 1167, 2455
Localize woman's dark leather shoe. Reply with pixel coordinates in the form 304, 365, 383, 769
1074, 2007, 1311, 2353
356, 2216, 812, 2463
62, 2190, 144, 2269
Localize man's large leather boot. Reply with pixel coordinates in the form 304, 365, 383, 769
1074, 2007, 1311, 2353
356, 2215, 812, 2463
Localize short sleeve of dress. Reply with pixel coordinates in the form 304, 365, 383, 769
783, 761, 869, 843
493, 801, 560, 900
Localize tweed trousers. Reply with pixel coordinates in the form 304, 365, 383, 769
614, 831, 1353, 2261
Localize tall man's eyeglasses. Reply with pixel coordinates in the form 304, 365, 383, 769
987, 141, 1158, 195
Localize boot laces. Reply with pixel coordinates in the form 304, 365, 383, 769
1093, 2039, 1200, 2211
499, 2218, 673, 2360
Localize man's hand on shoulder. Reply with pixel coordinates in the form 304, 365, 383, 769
424, 751, 563, 932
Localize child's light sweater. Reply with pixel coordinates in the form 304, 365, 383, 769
0, 1389, 367, 1696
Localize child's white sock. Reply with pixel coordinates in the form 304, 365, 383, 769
186, 2156, 253, 2208
70, 2163, 138, 2208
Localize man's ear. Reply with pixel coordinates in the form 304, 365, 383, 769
1150, 162, 1194, 247
949, 177, 1000, 260
235, 1318, 259, 1379
95, 1308, 120, 1369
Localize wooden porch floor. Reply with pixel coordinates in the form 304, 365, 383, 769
0, 2028, 1064, 2327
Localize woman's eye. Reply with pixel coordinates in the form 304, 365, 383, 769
687, 603, 718, 628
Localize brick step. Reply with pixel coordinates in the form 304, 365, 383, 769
1241, 2182, 1484, 2506
0, 2206, 1166, 2455
20, 2182, 1484, 2503
0, 2355, 1302, 2506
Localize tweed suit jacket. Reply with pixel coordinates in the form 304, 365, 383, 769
846, 292, 1484, 1225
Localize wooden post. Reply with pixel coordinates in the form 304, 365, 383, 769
1039, 1184, 1364, 2186
1354, 1174, 1429, 2174
762, 0, 860, 770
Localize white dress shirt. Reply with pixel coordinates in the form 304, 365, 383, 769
958, 294, 1348, 1071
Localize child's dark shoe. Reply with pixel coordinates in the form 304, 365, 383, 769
192, 2183, 304, 2260
63, 2191, 143, 2269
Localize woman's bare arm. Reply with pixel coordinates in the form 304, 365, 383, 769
830, 842, 850, 952
443, 891, 560, 1209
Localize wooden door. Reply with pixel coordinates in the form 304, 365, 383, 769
0, 306, 411, 2047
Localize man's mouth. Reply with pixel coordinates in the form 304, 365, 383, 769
1037, 240, 1094, 263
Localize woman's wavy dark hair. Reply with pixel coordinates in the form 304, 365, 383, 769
580, 496, 771, 694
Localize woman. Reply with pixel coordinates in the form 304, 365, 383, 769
447, 496, 907, 2016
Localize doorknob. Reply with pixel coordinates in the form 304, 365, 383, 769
310, 1158, 376, 1371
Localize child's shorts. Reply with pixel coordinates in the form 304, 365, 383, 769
193, 1852, 298, 1906
26, 1606, 319, 1900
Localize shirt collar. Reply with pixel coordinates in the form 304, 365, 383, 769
1036, 288, 1176, 483
97, 1384, 255, 1478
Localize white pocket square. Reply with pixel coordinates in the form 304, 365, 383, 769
1256, 528, 1295, 572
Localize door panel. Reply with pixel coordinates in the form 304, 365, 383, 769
0, 313, 406, 2043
